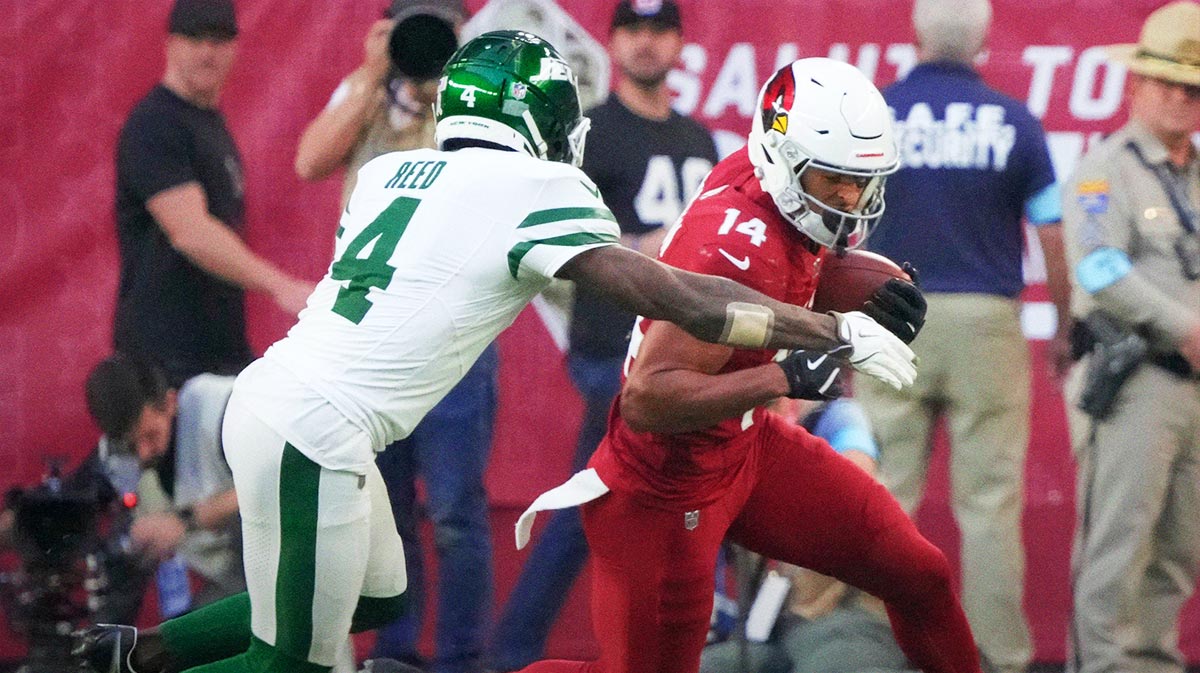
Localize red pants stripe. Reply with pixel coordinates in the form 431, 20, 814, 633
519, 413, 980, 673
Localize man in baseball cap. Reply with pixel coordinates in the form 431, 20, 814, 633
167, 0, 238, 41
610, 0, 682, 31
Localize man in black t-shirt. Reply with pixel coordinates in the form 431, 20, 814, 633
488, 1, 718, 669
113, 0, 313, 385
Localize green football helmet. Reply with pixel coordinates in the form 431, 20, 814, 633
434, 30, 590, 167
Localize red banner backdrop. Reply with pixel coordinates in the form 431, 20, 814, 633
2, 0, 1195, 663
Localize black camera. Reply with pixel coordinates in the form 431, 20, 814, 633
1, 458, 140, 673
1, 464, 108, 673
387, 12, 459, 81
10, 478, 101, 567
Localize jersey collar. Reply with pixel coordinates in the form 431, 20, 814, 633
907, 60, 981, 82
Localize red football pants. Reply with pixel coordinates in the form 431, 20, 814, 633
518, 413, 980, 673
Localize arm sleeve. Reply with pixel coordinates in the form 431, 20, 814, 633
507, 172, 621, 281
326, 77, 352, 110
1025, 182, 1062, 226
1020, 113, 1060, 226
808, 399, 879, 460
120, 111, 197, 202
1062, 162, 1200, 343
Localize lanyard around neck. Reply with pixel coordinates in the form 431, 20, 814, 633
1126, 140, 1199, 234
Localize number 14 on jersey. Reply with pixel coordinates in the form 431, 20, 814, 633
718, 208, 767, 246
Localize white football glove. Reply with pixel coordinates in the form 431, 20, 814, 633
831, 311, 917, 390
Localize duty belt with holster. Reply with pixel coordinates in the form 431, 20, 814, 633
1071, 312, 1200, 419
1071, 143, 1200, 419
1071, 311, 1148, 419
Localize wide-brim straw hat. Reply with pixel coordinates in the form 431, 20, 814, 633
1106, 1, 1200, 86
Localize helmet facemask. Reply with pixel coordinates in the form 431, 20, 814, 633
564, 116, 590, 168
772, 140, 892, 249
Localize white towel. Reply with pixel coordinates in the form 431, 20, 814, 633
515, 468, 610, 550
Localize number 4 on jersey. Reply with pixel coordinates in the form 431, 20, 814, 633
330, 196, 419, 323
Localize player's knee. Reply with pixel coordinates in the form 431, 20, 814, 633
350, 593, 408, 633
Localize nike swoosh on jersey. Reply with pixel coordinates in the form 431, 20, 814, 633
806, 354, 828, 370
580, 180, 601, 199
718, 248, 750, 270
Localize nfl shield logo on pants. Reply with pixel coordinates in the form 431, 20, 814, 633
684, 510, 700, 531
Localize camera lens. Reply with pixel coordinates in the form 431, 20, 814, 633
388, 14, 459, 80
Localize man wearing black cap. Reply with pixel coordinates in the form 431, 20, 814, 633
488, 1, 717, 669
296, 4, 499, 673
113, 0, 314, 387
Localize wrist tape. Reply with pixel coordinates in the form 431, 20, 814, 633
720, 302, 775, 348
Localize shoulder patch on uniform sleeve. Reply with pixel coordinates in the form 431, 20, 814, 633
1076, 246, 1132, 294
1076, 180, 1110, 214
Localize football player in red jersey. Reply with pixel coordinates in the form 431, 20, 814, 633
514, 58, 980, 673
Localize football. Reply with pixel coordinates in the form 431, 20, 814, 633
811, 249, 910, 314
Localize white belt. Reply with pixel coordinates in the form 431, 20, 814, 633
514, 468, 610, 550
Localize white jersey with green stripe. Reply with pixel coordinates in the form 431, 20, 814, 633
236, 147, 619, 472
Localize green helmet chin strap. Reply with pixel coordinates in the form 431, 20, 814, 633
434, 30, 589, 167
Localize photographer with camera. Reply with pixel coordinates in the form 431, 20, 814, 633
82, 353, 244, 613
2, 354, 242, 673
294, 0, 464, 206
3, 354, 242, 620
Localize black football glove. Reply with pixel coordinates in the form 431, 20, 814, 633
777, 349, 849, 400
863, 265, 926, 344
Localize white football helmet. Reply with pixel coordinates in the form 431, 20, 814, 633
747, 58, 899, 250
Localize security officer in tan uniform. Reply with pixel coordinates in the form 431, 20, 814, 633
1061, 4, 1200, 673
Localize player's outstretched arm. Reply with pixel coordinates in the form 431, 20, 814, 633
558, 246, 917, 390
557, 245, 841, 351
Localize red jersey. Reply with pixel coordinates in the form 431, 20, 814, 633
590, 148, 827, 508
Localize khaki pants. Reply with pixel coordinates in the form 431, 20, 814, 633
857, 293, 1032, 673
1065, 361, 1200, 673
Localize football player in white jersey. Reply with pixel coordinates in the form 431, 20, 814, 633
74, 31, 917, 673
